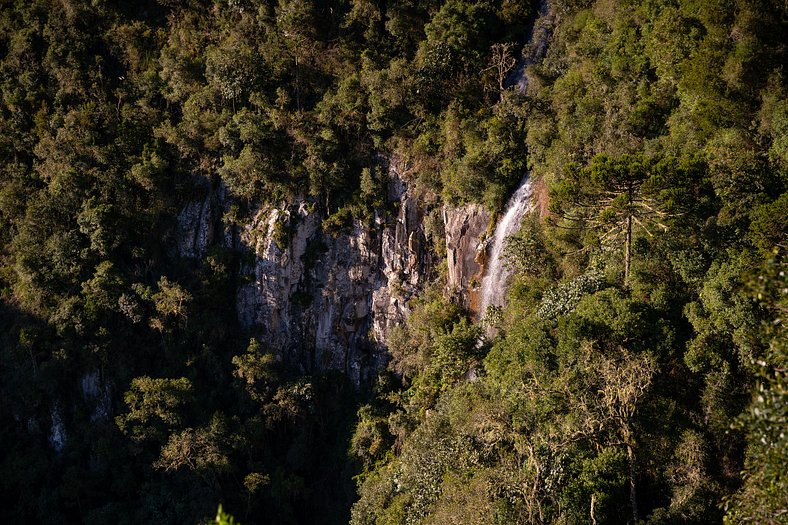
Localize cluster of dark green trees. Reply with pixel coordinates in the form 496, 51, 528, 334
0, 0, 785, 523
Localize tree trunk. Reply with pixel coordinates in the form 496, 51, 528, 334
624, 214, 632, 286
627, 443, 638, 524
295, 55, 301, 111
624, 183, 633, 287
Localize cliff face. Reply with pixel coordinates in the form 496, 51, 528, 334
175, 160, 489, 385
166, 0, 559, 387
175, 176, 234, 260
444, 204, 489, 311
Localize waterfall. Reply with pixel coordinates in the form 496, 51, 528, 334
477, 0, 553, 316
479, 177, 534, 315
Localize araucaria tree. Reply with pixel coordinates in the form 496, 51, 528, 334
550, 154, 673, 285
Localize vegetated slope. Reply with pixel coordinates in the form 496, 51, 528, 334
0, 0, 784, 524
0, 1, 531, 522
349, 1, 787, 524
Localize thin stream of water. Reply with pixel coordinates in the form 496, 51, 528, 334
479, 0, 553, 315
478, 177, 534, 314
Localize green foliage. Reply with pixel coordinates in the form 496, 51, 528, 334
723, 250, 788, 524
152, 277, 192, 320
386, 289, 481, 418
352, 2, 787, 523
232, 338, 277, 403
116, 377, 194, 443
215, 505, 239, 525
0, 0, 785, 523
502, 212, 553, 278
536, 269, 606, 320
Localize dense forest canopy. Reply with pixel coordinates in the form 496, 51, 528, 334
0, 0, 785, 523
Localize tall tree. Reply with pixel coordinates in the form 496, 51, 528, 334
551, 154, 673, 285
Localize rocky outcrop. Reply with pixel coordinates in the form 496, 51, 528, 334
171, 160, 490, 386
176, 176, 234, 258
372, 171, 430, 345
444, 204, 490, 312
235, 160, 430, 386
81, 370, 111, 422
49, 404, 66, 453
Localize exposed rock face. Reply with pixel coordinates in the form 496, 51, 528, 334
372, 171, 430, 345
173, 161, 489, 386
49, 404, 66, 453
176, 176, 234, 258
444, 204, 490, 312
235, 160, 430, 386
81, 370, 111, 422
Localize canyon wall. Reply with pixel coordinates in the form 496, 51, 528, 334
175, 159, 489, 386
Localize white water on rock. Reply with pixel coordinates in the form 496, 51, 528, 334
478, 0, 553, 316
479, 177, 534, 314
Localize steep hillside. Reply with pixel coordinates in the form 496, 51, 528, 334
0, 0, 785, 524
